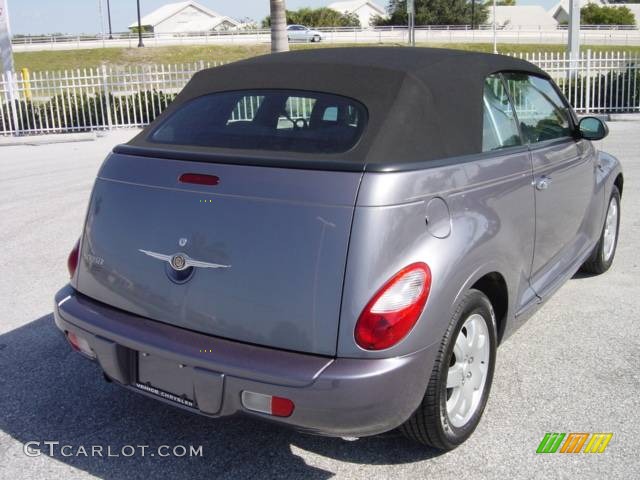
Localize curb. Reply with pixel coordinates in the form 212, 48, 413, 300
0, 132, 97, 147
577, 113, 640, 122
608, 113, 640, 122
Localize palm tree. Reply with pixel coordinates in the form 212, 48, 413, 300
270, 0, 289, 53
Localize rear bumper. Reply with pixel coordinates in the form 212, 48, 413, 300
54, 285, 439, 437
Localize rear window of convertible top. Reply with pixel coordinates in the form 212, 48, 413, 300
149, 90, 368, 154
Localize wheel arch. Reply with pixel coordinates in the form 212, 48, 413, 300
614, 172, 624, 198
450, 264, 513, 347
470, 272, 509, 344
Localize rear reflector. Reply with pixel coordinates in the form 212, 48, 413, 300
66, 331, 96, 359
241, 391, 295, 417
179, 173, 220, 186
271, 396, 295, 417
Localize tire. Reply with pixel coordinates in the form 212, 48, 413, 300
400, 289, 497, 450
313, 35, 321, 43
581, 186, 620, 275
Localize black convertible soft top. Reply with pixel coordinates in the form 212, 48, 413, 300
121, 47, 548, 171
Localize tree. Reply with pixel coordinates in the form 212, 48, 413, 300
375, 0, 489, 26
263, 7, 360, 28
495, 0, 516, 5
129, 25, 153, 34
270, 0, 289, 53
581, 4, 636, 25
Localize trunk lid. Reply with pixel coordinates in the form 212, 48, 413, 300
76, 153, 362, 356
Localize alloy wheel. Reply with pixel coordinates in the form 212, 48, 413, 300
446, 313, 491, 428
603, 196, 619, 263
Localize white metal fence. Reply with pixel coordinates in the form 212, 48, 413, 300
511, 50, 639, 113
11, 25, 640, 52
1, 49, 638, 136
10, 25, 639, 45
0, 62, 220, 135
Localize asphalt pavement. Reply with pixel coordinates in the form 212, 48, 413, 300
0, 124, 638, 479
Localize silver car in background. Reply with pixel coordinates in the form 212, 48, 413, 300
287, 24, 323, 42
54, 48, 622, 451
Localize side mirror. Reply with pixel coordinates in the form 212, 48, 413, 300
578, 116, 609, 141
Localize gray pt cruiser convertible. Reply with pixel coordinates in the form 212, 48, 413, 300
55, 48, 623, 450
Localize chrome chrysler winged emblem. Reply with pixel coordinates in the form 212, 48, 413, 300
138, 249, 231, 271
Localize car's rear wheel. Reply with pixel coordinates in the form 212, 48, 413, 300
313, 35, 321, 42
581, 186, 620, 274
400, 289, 497, 450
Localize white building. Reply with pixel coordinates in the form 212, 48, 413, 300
487, 5, 558, 29
128, 1, 240, 34
328, 1, 388, 27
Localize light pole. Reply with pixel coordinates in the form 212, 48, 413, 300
106, 0, 113, 39
471, 0, 475, 30
136, 0, 144, 47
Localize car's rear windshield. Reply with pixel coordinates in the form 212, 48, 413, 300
149, 89, 368, 154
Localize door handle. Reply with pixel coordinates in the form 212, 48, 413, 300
535, 176, 552, 191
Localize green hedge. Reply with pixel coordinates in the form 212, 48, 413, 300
557, 65, 640, 112
1, 90, 177, 132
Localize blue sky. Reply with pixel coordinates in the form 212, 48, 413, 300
8, 0, 558, 35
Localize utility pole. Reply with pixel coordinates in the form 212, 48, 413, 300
270, 0, 288, 53
106, 0, 113, 39
407, 0, 415, 47
492, 0, 497, 53
0, 0, 15, 73
568, 0, 580, 76
0, 0, 19, 134
98, 0, 105, 45
136, 0, 144, 47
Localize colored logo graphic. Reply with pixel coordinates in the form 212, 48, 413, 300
536, 433, 613, 454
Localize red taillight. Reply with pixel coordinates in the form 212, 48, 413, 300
67, 239, 80, 278
179, 173, 220, 186
355, 262, 431, 351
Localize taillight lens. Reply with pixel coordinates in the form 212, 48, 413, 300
66, 331, 96, 359
355, 262, 431, 350
67, 238, 80, 278
241, 391, 295, 417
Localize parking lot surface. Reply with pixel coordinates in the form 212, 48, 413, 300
0, 124, 638, 479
